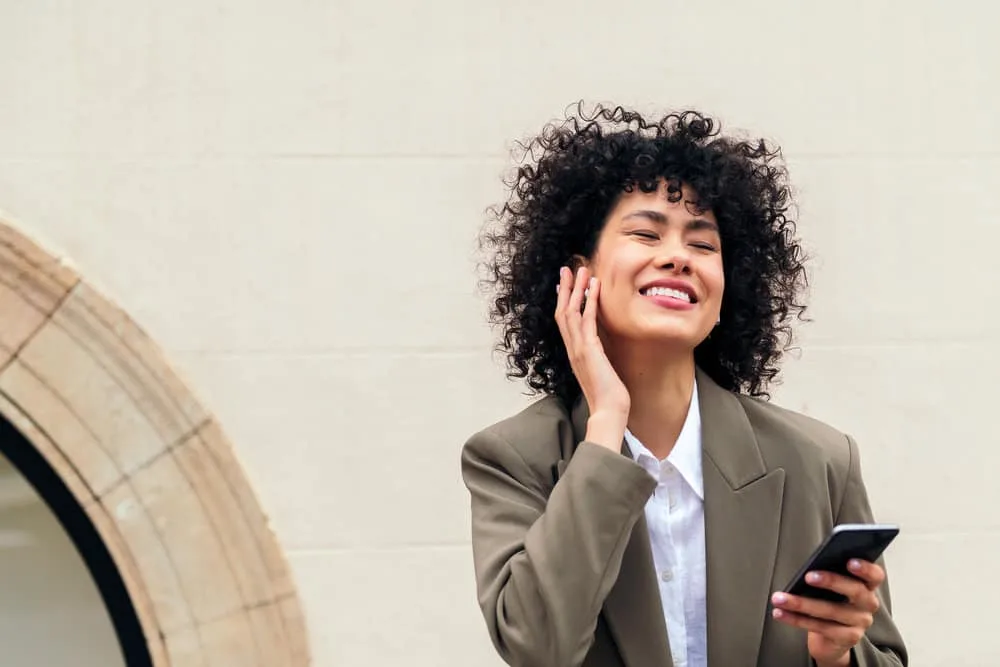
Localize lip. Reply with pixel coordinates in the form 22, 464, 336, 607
638, 279, 698, 310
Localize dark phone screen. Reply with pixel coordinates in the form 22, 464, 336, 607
783, 526, 899, 603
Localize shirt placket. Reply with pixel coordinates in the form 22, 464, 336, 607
657, 461, 688, 667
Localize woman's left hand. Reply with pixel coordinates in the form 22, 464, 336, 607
770, 559, 884, 667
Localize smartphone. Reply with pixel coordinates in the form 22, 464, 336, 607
782, 523, 899, 603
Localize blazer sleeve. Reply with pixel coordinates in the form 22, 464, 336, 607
461, 430, 656, 667
837, 435, 908, 667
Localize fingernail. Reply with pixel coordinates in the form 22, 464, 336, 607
583, 288, 590, 298
849, 559, 862, 571
589, 277, 597, 288
771, 593, 787, 604
807, 572, 822, 584
772, 609, 784, 619
555, 284, 560, 294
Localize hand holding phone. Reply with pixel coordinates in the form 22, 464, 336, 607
772, 524, 899, 667
782, 523, 899, 603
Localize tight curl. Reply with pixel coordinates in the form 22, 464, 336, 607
479, 102, 808, 407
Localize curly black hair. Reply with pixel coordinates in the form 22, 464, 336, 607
478, 102, 808, 407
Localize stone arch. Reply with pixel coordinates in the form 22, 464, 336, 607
0, 217, 309, 665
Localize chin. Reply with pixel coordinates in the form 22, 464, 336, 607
632, 326, 705, 349
601, 314, 709, 350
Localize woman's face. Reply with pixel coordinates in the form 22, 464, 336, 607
581, 181, 724, 352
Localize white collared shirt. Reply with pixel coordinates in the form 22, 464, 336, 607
624, 383, 707, 667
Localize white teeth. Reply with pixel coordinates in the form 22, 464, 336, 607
643, 286, 692, 302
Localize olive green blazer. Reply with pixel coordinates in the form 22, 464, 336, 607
461, 368, 907, 667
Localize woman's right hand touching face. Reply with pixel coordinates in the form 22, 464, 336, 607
555, 266, 631, 451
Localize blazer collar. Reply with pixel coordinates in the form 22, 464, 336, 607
696, 367, 768, 487
567, 367, 785, 667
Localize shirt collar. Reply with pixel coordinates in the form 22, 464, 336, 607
623, 380, 704, 500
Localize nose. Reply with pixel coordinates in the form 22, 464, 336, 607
655, 245, 693, 275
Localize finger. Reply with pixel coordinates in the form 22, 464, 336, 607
554, 266, 572, 316
557, 266, 590, 363
771, 592, 872, 627
581, 276, 599, 339
803, 571, 879, 612
567, 266, 589, 321
562, 266, 589, 354
847, 559, 886, 591
771, 608, 864, 648
554, 267, 576, 344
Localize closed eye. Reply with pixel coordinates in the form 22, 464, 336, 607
630, 231, 659, 240
690, 242, 717, 251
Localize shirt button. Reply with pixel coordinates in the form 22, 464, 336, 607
661, 569, 674, 582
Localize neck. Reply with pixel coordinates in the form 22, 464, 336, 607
606, 341, 697, 460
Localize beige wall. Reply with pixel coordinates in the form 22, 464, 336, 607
0, 1, 996, 665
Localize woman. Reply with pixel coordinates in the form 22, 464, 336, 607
461, 104, 907, 667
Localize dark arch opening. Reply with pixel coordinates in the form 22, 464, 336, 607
0, 414, 153, 667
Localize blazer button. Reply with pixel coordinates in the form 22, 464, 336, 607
660, 569, 674, 582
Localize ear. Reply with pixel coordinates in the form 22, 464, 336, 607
569, 254, 592, 272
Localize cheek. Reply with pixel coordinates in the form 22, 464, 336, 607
594, 272, 633, 325
597, 252, 643, 291
602, 269, 638, 308
706, 261, 725, 299
592, 263, 624, 297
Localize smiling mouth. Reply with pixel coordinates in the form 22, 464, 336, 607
640, 286, 697, 304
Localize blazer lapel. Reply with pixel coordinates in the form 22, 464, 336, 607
697, 369, 785, 667
567, 398, 673, 667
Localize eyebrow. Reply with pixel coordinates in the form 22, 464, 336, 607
622, 209, 719, 232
